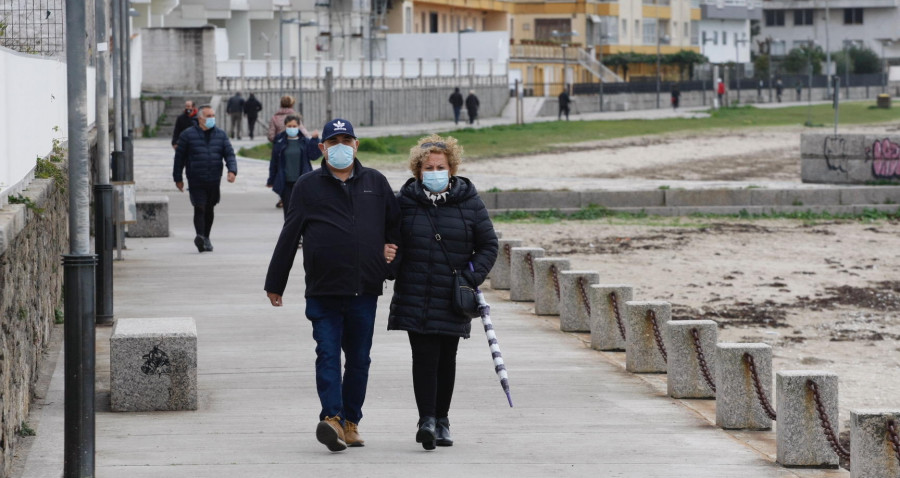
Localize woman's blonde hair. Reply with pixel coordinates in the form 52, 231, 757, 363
280, 95, 295, 108
407, 134, 463, 179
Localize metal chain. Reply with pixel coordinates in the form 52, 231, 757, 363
807, 380, 850, 462
743, 353, 777, 421
690, 328, 716, 393
577, 277, 592, 317
608, 292, 627, 341
549, 264, 560, 300
647, 310, 667, 362
524, 252, 535, 279
887, 420, 900, 467
504, 243, 511, 265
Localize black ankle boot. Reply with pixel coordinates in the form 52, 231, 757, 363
435, 417, 453, 446
416, 416, 436, 450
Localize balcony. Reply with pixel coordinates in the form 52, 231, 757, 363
760, 0, 898, 9
510, 42, 580, 61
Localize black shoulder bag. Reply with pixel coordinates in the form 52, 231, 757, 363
422, 209, 481, 319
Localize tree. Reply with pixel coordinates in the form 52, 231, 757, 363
754, 54, 770, 79
668, 50, 708, 80
850, 45, 882, 74
782, 45, 825, 75
832, 50, 853, 76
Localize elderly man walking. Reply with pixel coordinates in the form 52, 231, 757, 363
173, 105, 237, 253
265, 118, 400, 452
226, 92, 245, 139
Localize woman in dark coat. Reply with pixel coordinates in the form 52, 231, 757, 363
386, 134, 498, 450
266, 114, 321, 219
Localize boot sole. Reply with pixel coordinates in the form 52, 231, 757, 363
193, 236, 205, 253
435, 439, 453, 447
416, 427, 436, 450
316, 421, 347, 452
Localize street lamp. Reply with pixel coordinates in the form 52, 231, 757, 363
457, 27, 475, 77
369, 20, 389, 125
701, 31, 715, 106
879, 39, 893, 93
281, 17, 318, 114
551, 29, 578, 95
734, 34, 748, 105
656, 31, 670, 109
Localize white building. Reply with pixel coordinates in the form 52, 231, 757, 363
758, 0, 900, 66
698, 0, 761, 64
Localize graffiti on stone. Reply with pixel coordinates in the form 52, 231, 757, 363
141, 345, 171, 376
866, 138, 900, 178
823, 136, 848, 173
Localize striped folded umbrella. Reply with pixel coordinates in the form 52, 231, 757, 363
475, 288, 513, 407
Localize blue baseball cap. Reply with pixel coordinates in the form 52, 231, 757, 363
321, 118, 356, 142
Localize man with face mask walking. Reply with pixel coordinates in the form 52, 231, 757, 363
264, 118, 400, 452
173, 105, 238, 252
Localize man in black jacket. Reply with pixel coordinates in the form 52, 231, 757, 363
464, 90, 479, 124
243, 93, 263, 140
171, 100, 198, 149
264, 118, 400, 452
173, 105, 238, 252
448, 87, 463, 125
226, 92, 245, 139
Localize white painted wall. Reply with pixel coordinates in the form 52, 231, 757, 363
699, 18, 751, 63
385, 31, 510, 63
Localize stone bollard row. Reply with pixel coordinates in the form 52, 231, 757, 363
665, 320, 717, 399
490, 238, 522, 290
624, 301, 670, 373
716, 343, 773, 430
589, 284, 632, 351
509, 247, 544, 302
533, 258, 570, 316
558, 271, 599, 332
776, 371, 841, 468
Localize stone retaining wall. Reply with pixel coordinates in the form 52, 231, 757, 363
802, 134, 900, 184
0, 174, 67, 476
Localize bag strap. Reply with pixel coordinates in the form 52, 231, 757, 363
421, 208, 459, 276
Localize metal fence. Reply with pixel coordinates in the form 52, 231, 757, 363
571, 73, 887, 96
0, 0, 66, 56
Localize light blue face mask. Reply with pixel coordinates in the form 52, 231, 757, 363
422, 170, 450, 193
326, 143, 355, 169
285, 127, 300, 138
204, 117, 216, 129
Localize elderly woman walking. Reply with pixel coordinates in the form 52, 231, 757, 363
385, 134, 498, 450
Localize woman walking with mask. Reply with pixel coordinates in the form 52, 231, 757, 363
385, 134, 498, 450
267, 115, 320, 218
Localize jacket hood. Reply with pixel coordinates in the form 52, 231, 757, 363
400, 175, 478, 206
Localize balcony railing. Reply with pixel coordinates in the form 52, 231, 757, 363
510, 44, 580, 61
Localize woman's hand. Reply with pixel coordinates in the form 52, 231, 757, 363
384, 243, 398, 263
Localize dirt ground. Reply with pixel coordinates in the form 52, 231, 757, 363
477, 123, 900, 435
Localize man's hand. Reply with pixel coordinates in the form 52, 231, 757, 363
176, 181, 184, 192
310, 130, 320, 138
172, 144, 177, 150
267, 292, 283, 307
227, 172, 236, 183
384, 243, 398, 263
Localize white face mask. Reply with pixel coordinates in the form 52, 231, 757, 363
326, 143, 355, 169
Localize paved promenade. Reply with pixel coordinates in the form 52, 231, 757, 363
15, 116, 850, 477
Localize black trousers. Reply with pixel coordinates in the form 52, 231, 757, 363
280, 181, 295, 220
188, 183, 220, 238
408, 331, 460, 419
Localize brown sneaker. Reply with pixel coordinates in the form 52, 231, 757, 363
316, 416, 347, 452
343, 421, 365, 447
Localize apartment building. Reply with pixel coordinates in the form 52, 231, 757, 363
759, 0, 899, 64
698, 0, 761, 64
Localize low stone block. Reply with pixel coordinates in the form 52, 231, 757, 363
589, 284, 632, 351
716, 343, 773, 430
558, 271, 600, 332
110, 317, 198, 412
624, 301, 670, 373
666, 320, 717, 399
580, 190, 665, 209
850, 409, 900, 478
490, 239, 522, 290
509, 247, 544, 302
126, 196, 170, 238
665, 189, 753, 207
776, 371, 840, 468
533, 258, 570, 316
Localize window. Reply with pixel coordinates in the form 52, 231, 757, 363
642, 18, 657, 45
429, 12, 438, 33
765, 10, 785, 27
722, 30, 727, 45
844, 8, 863, 24
635, 19, 640, 39
794, 9, 813, 26
534, 18, 572, 42
405, 6, 412, 33
622, 19, 627, 38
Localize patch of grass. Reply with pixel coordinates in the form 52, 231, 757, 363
17, 422, 35, 437
7, 194, 44, 215
357, 137, 395, 154
238, 143, 273, 160
34, 157, 67, 194
54, 308, 64, 324
658, 185, 670, 190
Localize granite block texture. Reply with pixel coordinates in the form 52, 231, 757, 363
490, 239, 522, 290
776, 371, 839, 468
126, 196, 170, 238
533, 258, 570, 316
624, 301, 670, 373
665, 320, 717, 399
509, 247, 544, 302
849, 409, 900, 478
715, 343, 773, 430
589, 285, 632, 351
558, 271, 600, 332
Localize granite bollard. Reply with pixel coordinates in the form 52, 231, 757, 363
126, 196, 170, 238
716, 343, 773, 430
850, 410, 900, 478
558, 271, 600, 332
776, 371, 840, 468
665, 320, 717, 399
490, 239, 522, 290
533, 258, 571, 316
624, 301, 670, 373
589, 284, 632, 351
509, 247, 544, 302
111, 317, 198, 412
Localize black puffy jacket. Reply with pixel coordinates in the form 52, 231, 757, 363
173, 125, 238, 185
388, 176, 498, 338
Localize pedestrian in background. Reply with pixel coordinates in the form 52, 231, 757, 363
173, 105, 237, 253
717, 79, 726, 108
267, 95, 309, 143
171, 100, 198, 150
226, 92, 245, 140
385, 134, 498, 450
776, 78, 784, 103
670, 85, 680, 110
448, 87, 463, 125
464, 90, 479, 125
796, 80, 803, 101
243, 93, 263, 140
267, 114, 321, 219
558, 86, 571, 120
265, 118, 400, 453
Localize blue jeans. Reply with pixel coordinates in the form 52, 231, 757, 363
305, 295, 378, 424
452, 106, 461, 124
